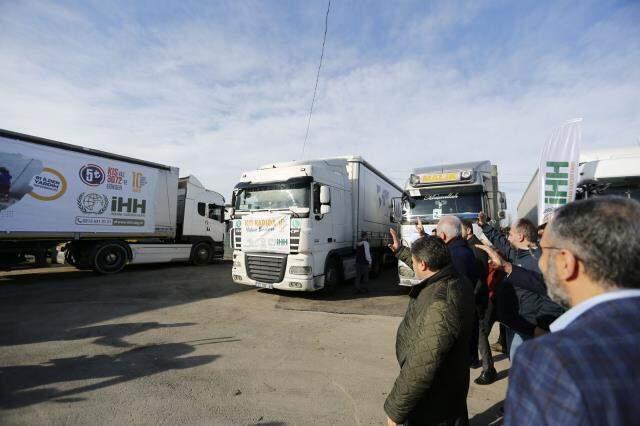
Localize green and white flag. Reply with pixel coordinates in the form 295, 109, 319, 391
538, 118, 582, 225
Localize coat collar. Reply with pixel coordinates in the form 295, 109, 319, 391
409, 264, 458, 298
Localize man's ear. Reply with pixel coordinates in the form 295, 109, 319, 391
419, 259, 429, 273
558, 250, 579, 281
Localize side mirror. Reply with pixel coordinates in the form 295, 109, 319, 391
320, 204, 331, 215
390, 197, 402, 223
225, 208, 235, 221
320, 185, 331, 205
499, 192, 508, 210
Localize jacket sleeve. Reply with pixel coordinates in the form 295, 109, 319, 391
395, 246, 413, 267
508, 265, 547, 296
505, 340, 587, 426
496, 283, 536, 336
384, 298, 459, 423
481, 223, 515, 261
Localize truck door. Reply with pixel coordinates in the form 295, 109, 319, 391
193, 201, 208, 236
312, 183, 334, 273
207, 203, 224, 242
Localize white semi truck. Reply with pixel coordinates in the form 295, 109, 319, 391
0, 129, 225, 273
396, 161, 507, 285
517, 146, 640, 223
229, 156, 403, 292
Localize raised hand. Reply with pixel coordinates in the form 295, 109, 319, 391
388, 228, 401, 253
475, 244, 505, 269
416, 217, 426, 236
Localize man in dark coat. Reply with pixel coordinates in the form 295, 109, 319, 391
477, 213, 564, 361
386, 230, 475, 426
433, 216, 481, 369
462, 220, 495, 385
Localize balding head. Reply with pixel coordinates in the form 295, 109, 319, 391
436, 215, 462, 243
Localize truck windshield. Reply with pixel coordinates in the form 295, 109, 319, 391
235, 182, 310, 210
407, 191, 482, 218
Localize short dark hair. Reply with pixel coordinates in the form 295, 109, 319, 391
461, 220, 473, 231
410, 236, 451, 271
515, 218, 538, 243
548, 196, 640, 289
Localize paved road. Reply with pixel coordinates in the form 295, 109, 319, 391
0, 263, 507, 425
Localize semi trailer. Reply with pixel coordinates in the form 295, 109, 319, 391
0, 129, 225, 273
229, 156, 403, 292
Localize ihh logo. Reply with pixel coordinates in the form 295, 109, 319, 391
111, 196, 146, 214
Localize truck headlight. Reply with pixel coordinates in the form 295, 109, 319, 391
233, 260, 241, 268
410, 174, 420, 185
289, 266, 312, 275
460, 170, 472, 179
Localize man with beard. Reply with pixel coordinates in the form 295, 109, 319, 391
504, 197, 640, 426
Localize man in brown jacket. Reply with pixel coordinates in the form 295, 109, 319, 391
385, 229, 475, 426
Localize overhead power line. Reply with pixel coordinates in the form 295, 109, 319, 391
301, 0, 331, 158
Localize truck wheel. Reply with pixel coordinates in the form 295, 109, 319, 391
191, 242, 212, 265
93, 243, 128, 274
324, 258, 342, 293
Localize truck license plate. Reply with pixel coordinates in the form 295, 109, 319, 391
255, 281, 274, 289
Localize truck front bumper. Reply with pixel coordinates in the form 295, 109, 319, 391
231, 251, 322, 292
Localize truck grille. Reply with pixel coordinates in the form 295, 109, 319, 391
245, 254, 287, 283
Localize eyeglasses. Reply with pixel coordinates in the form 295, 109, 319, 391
539, 245, 564, 255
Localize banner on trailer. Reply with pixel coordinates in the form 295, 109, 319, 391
537, 118, 582, 225
0, 136, 158, 233
241, 213, 290, 254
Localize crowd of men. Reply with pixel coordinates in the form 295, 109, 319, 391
383, 196, 640, 426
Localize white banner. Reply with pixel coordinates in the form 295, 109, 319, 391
538, 118, 582, 225
0, 137, 158, 233
241, 213, 290, 253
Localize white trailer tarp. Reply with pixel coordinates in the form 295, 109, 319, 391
0, 136, 159, 233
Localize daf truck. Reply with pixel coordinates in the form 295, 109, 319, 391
229, 156, 403, 292
518, 146, 640, 223
396, 161, 507, 285
0, 129, 225, 273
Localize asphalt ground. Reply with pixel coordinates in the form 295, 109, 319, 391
0, 262, 508, 425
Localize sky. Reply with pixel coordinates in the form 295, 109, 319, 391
1, 0, 639, 220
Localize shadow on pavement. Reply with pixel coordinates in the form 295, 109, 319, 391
0, 321, 197, 347
0, 342, 220, 409
469, 400, 504, 425
273, 267, 411, 317
0, 263, 250, 347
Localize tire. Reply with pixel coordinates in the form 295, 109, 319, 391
191, 242, 212, 266
323, 257, 342, 293
93, 242, 128, 274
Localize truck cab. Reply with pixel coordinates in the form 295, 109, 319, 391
397, 161, 506, 285
230, 157, 402, 292
230, 161, 347, 291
